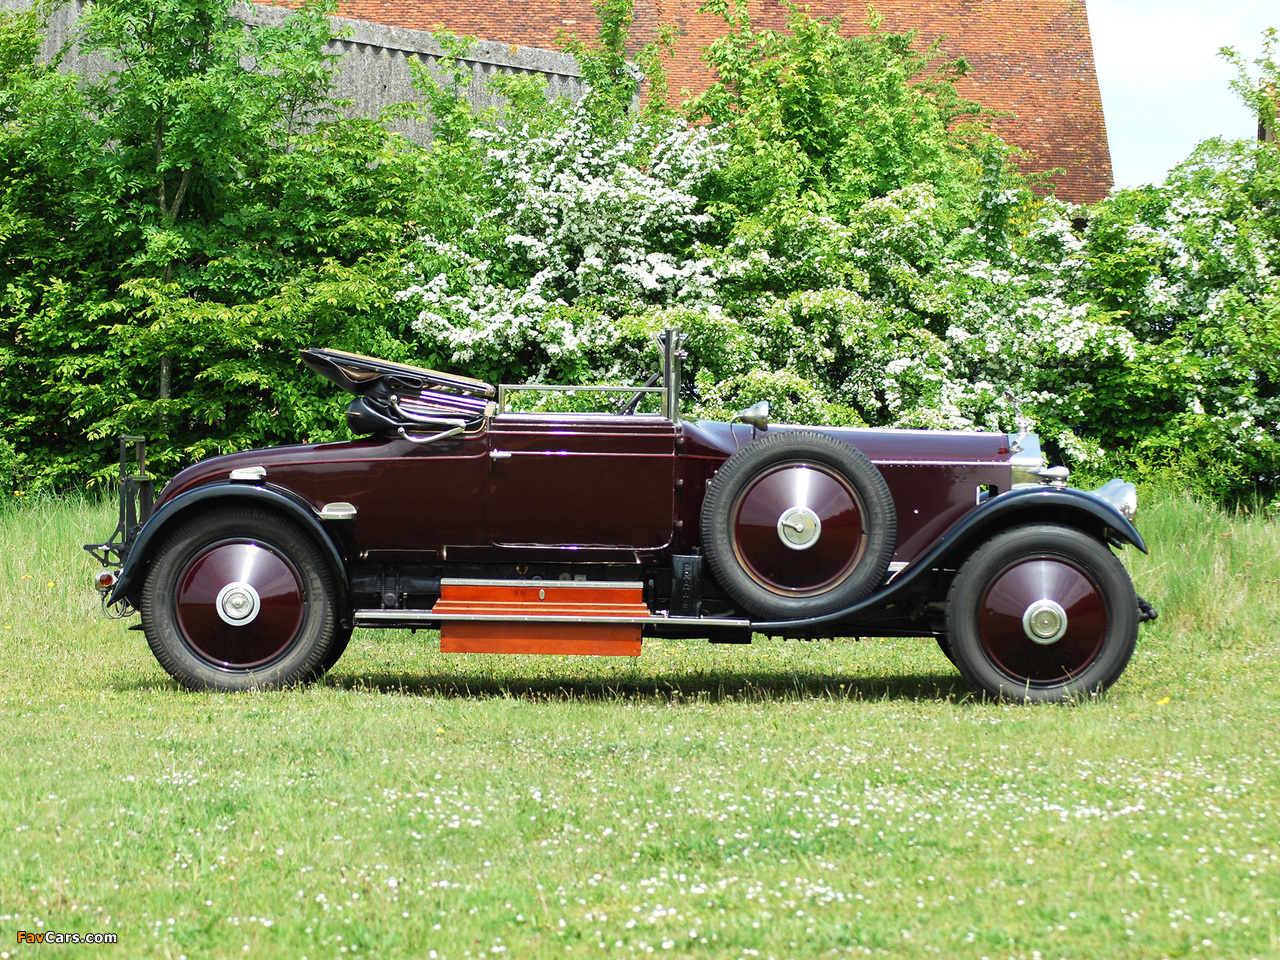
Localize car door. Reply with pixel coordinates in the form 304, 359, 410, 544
485, 413, 677, 554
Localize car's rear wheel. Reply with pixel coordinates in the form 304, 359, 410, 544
945, 524, 1138, 702
312, 624, 353, 680
140, 507, 340, 691
701, 431, 897, 620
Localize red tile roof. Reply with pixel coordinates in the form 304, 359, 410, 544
268, 0, 1113, 203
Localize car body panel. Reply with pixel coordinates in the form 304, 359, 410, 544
117, 413, 1115, 624
144, 418, 1018, 570
486, 413, 676, 553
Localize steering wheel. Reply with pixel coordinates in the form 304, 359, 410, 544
618, 372, 663, 415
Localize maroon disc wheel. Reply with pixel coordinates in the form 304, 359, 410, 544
731, 463, 869, 595
140, 507, 340, 691
945, 524, 1138, 701
174, 541, 306, 669
701, 431, 896, 620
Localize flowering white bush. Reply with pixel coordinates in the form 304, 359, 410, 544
395, 16, 1279, 498
1074, 139, 1280, 491
398, 95, 725, 385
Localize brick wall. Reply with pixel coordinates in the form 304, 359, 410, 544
286, 0, 1113, 203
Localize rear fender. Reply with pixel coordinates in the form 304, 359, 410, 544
110, 484, 350, 622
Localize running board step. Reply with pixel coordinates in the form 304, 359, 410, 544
451, 578, 647, 656
435, 578, 645, 655
351, 578, 751, 653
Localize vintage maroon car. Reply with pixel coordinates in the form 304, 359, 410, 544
86, 330, 1155, 700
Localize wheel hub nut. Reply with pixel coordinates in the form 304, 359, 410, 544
216, 582, 262, 626
776, 506, 822, 550
1022, 599, 1068, 645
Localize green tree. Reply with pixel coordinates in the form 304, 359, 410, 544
0, 0, 426, 487
1222, 26, 1279, 142
687, 1, 1004, 221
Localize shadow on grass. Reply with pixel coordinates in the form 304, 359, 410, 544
321, 667, 971, 703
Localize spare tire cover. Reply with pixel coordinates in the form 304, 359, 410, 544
700, 430, 897, 620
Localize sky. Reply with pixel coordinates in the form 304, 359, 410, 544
1088, 1, 1276, 188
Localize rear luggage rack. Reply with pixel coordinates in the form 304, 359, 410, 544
83, 436, 155, 616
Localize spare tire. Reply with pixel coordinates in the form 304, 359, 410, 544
700, 431, 897, 620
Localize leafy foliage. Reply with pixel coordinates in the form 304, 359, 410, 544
3, 0, 1278, 503
0, 0, 426, 486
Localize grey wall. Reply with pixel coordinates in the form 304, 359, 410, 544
2, 0, 585, 141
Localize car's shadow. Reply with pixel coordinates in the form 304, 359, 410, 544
321, 668, 970, 703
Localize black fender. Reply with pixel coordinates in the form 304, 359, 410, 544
751, 485, 1145, 632
110, 483, 351, 623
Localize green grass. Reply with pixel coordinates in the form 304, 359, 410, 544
0, 492, 1277, 959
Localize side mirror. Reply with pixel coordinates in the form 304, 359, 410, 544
734, 400, 770, 431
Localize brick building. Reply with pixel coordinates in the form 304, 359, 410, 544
266, 0, 1113, 203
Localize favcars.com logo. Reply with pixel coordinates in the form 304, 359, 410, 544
16, 931, 118, 944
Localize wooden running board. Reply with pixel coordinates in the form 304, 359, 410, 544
433, 579, 648, 656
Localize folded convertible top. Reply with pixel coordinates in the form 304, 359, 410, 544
299, 347, 495, 400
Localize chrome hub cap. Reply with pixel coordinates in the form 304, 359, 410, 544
777, 506, 822, 551
1022, 598, 1068, 645
216, 581, 262, 627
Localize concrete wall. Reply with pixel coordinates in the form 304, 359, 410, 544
2, 0, 585, 141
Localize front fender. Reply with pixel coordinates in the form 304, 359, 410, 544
110, 483, 350, 618
751, 485, 1145, 632
939, 485, 1147, 556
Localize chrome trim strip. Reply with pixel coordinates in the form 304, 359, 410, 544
398, 424, 465, 445
439, 578, 645, 590
353, 609, 751, 629
390, 398, 478, 425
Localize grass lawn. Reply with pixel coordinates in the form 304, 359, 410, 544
0, 492, 1276, 959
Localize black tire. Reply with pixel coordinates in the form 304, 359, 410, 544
945, 524, 1138, 702
312, 624, 353, 680
140, 506, 341, 691
700, 430, 897, 620
935, 635, 956, 666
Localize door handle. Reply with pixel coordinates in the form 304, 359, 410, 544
489, 450, 512, 459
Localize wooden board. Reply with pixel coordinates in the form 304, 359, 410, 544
435, 580, 648, 656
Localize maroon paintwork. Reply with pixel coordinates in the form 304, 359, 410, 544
156, 417, 1015, 569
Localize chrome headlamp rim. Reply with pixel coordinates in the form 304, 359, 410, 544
1089, 478, 1138, 521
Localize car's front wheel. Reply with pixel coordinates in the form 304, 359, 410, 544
945, 524, 1138, 702
140, 507, 341, 691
